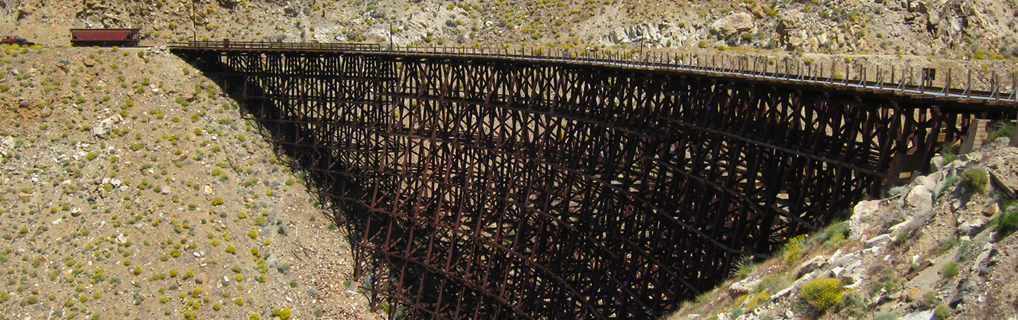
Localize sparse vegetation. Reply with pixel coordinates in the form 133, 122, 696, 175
942, 261, 959, 279
960, 167, 989, 194
798, 277, 846, 313
0, 45, 366, 319
995, 209, 1018, 238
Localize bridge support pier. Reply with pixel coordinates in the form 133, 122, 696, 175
961, 119, 992, 154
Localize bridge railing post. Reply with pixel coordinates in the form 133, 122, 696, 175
941, 68, 951, 95
919, 69, 925, 95
877, 66, 884, 90
828, 61, 833, 82
1005, 71, 1013, 100
965, 70, 972, 98
992, 71, 1000, 101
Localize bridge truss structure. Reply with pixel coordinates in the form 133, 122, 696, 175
171, 41, 1014, 319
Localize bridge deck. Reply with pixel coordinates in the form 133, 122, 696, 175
169, 41, 1018, 111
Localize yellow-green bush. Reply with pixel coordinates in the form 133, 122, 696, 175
961, 168, 989, 194
799, 277, 845, 313
745, 292, 771, 309
783, 235, 808, 265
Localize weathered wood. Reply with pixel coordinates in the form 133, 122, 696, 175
172, 45, 982, 319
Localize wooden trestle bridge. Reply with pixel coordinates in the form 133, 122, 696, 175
170, 41, 1016, 319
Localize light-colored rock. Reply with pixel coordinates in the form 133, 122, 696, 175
931, 154, 946, 170
958, 222, 972, 236
779, 9, 803, 31
899, 310, 934, 320
912, 175, 934, 191
840, 274, 857, 285
831, 266, 845, 277
728, 277, 761, 298
796, 255, 825, 278
904, 185, 932, 209
982, 204, 999, 217
93, 115, 123, 138
710, 12, 756, 38
772, 286, 793, 299
970, 243, 994, 272
850, 200, 881, 239
959, 151, 983, 162
830, 252, 858, 268
34, 159, 53, 169
843, 259, 863, 274
865, 234, 891, 248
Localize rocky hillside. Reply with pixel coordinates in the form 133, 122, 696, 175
0, 45, 377, 319
0, 0, 1017, 319
1, 0, 1017, 60
669, 135, 1018, 319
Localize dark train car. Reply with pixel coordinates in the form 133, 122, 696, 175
70, 29, 141, 47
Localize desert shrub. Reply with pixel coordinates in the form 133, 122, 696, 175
731, 256, 755, 278
840, 289, 866, 315
745, 292, 770, 309
940, 143, 959, 163
934, 304, 952, 320
918, 291, 939, 310
814, 221, 849, 249
783, 235, 808, 265
994, 209, 1018, 238
942, 262, 959, 278
987, 121, 1015, 142
874, 312, 899, 320
960, 167, 989, 194
755, 274, 790, 294
798, 277, 845, 313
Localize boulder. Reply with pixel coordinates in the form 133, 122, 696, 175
779, 9, 804, 31
19, 99, 43, 109
850, 200, 881, 239
982, 204, 999, 217
727, 277, 761, 298
904, 185, 932, 208
609, 27, 628, 44
795, 255, 825, 278
34, 159, 53, 169
710, 12, 756, 38
92, 115, 123, 138
864, 234, 891, 249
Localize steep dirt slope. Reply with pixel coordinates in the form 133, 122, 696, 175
0, 45, 377, 319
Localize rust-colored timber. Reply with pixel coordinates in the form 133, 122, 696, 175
169, 42, 1006, 319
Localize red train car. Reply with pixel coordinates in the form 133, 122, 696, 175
70, 29, 141, 47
